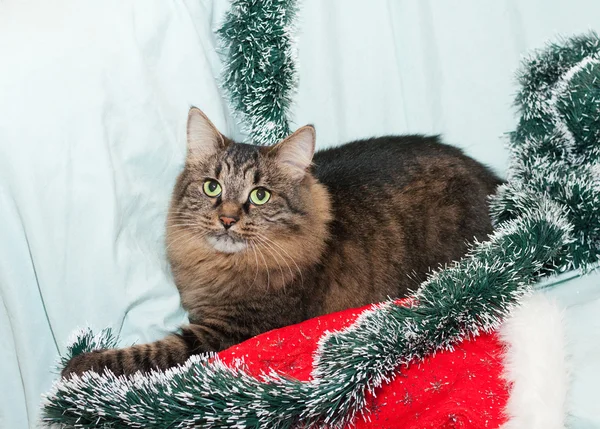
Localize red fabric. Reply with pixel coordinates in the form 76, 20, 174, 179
218, 301, 509, 428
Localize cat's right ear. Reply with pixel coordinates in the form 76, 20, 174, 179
187, 107, 226, 159
269, 125, 316, 180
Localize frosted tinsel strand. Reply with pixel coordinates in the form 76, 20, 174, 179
514, 32, 600, 163
41, 32, 600, 429
218, 0, 299, 145
57, 327, 119, 372
492, 31, 600, 269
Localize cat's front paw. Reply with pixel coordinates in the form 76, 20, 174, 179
61, 350, 108, 378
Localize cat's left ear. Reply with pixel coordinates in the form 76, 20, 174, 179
187, 107, 227, 159
270, 125, 315, 180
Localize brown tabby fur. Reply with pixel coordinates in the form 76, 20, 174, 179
63, 108, 500, 377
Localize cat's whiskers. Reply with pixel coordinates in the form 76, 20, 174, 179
168, 211, 199, 217
165, 223, 206, 236
165, 231, 202, 253
167, 215, 213, 227
255, 233, 304, 287
165, 227, 207, 251
247, 240, 260, 289
253, 235, 293, 288
166, 214, 196, 224
261, 238, 294, 286
166, 224, 204, 235
167, 223, 206, 228
168, 213, 214, 227
167, 215, 214, 232
253, 241, 270, 290
253, 235, 287, 288
168, 209, 200, 217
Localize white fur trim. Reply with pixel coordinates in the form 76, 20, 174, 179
499, 293, 570, 429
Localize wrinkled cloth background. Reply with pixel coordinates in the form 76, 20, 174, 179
1, 1, 599, 427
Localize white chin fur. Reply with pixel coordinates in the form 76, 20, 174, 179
207, 235, 247, 254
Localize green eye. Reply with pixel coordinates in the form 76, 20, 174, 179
249, 187, 271, 205
203, 179, 222, 197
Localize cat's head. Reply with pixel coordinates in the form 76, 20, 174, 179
167, 108, 331, 273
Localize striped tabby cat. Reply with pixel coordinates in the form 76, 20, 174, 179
62, 107, 500, 376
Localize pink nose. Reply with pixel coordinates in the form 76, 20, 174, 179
219, 215, 238, 229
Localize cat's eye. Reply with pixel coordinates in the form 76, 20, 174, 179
249, 187, 271, 205
203, 179, 222, 197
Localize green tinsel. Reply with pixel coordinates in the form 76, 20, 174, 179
218, 0, 299, 145
41, 28, 600, 429
56, 328, 119, 372
492, 33, 600, 269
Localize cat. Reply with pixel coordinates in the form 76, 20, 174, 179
62, 107, 501, 377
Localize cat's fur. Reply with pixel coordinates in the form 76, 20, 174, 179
62, 107, 501, 377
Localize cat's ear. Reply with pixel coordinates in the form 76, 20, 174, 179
187, 107, 226, 159
270, 125, 316, 180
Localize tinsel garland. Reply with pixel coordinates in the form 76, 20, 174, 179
491, 33, 600, 268
41, 31, 600, 429
217, 0, 299, 145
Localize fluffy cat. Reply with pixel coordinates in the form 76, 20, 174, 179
62, 107, 500, 376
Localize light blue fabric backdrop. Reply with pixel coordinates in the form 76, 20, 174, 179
1, 1, 599, 427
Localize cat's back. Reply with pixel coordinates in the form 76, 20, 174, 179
312, 135, 498, 193
308, 135, 501, 315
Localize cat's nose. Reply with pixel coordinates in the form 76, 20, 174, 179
219, 215, 239, 230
